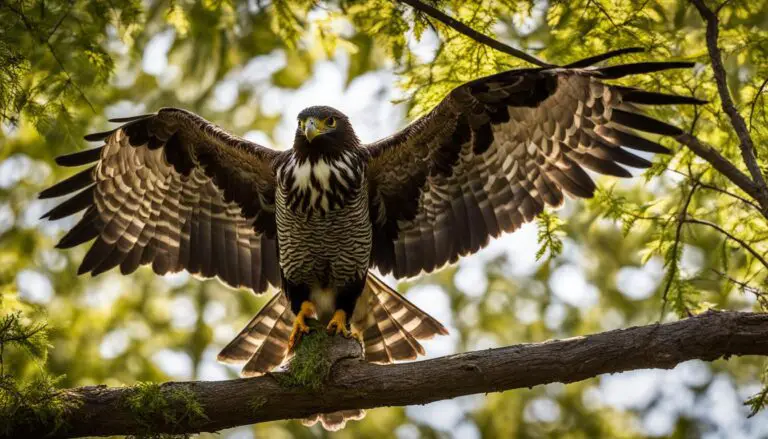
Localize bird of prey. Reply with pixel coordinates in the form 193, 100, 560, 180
40, 53, 702, 430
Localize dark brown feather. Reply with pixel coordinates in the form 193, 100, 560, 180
42, 107, 282, 293
602, 127, 671, 154
612, 109, 683, 136
41, 186, 94, 220
55, 147, 103, 167
365, 60, 701, 279
56, 207, 100, 249
40, 167, 95, 199
621, 90, 707, 106
597, 61, 695, 79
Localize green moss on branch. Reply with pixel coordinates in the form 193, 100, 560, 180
276, 319, 333, 391
123, 382, 208, 439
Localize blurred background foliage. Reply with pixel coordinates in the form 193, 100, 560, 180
1, 0, 768, 437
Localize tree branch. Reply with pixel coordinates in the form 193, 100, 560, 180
661, 181, 699, 316
690, 0, 768, 206
397, 0, 767, 219
396, 0, 553, 67
749, 78, 768, 133
1, 0, 96, 113
684, 217, 768, 271
675, 133, 766, 219
14, 310, 768, 438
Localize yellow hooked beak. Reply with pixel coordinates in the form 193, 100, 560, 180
303, 117, 323, 142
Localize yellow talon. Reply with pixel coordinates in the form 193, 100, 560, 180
289, 301, 316, 351
326, 310, 351, 337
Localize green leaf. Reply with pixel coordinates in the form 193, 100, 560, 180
535, 211, 565, 261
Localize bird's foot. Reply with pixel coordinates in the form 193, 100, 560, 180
288, 301, 316, 351
326, 310, 351, 337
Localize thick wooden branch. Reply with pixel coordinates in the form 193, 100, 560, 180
690, 0, 768, 210
14, 310, 768, 438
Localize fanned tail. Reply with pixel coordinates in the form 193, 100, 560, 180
301, 272, 448, 430
217, 292, 294, 377
352, 272, 449, 364
220, 273, 447, 430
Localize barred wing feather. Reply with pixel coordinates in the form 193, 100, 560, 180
366, 61, 704, 279
40, 108, 283, 293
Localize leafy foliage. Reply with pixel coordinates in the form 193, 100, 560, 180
746, 363, 768, 417
535, 211, 565, 261
0, 311, 79, 436
0, 0, 142, 131
0, 311, 48, 363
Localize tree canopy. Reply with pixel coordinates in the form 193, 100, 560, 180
1, 0, 768, 437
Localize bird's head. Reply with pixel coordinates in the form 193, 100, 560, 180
293, 106, 359, 158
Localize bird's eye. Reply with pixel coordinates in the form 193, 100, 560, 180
298, 120, 305, 130
327, 117, 336, 128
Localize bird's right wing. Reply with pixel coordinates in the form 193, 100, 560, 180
40, 108, 284, 293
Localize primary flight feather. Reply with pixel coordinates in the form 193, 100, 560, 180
41, 55, 703, 430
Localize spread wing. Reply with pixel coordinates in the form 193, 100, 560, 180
40, 108, 283, 292
366, 61, 704, 279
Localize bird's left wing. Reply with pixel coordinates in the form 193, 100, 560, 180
40, 108, 283, 292
366, 61, 704, 279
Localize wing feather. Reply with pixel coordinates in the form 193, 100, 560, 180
366, 60, 702, 278
41, 108, 282, 293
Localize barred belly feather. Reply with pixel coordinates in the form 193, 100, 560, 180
275, 150, 372, 319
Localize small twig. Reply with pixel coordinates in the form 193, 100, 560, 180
395, 0, 553, 67
45, 0, 75, 42
676, 132, 766, 219
691, 0, 768, 206
749, 77, 768, 133
45, 43, 97, 113
661, 182, 700, 317
698, 182, 763, 213
0, 327, 48, 345
667, 169, 763, 213
684, 217, 768, 271
588, 0, 619, 28
587, 0, 642, 42
564, 47, 644, 68
711, 269, 768, 309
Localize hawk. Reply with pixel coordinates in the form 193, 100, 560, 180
41, 55, 702, 430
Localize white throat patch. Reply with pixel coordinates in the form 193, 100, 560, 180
284, 151, 357, 213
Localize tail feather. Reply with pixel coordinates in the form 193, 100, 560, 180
358, 310, 391, 363
367, 297, 417, 362
372, 275, 449, 340
374, 294, 425, 360
217, 292, 293, 377
241, 308, 293, 377
353, 272, 448, 364
219, 272, 448, 432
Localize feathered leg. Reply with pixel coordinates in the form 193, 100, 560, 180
283, 276, 315, 351
326, 276, 365, 337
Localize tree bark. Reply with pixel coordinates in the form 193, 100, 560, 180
690, 0, 768, 211
14, 310, 768, 438
676, 132, 764, 211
